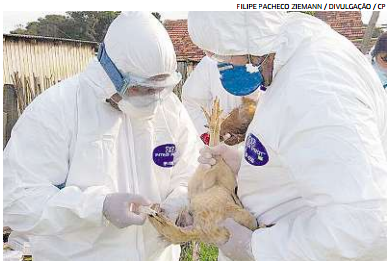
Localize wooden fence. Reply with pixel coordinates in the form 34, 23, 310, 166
3, 34, 98, 147
3, 34, 97, 87
173, 61, 196, 100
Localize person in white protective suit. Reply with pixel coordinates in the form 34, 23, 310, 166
189, 11, 387, 261
181, 56, 260, 143
370, 32, 387, 89
3, 12, 202, 261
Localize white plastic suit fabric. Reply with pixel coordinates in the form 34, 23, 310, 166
181, 56, 260, 135
104, 12, 178, 81
188, 11, 287, 56
3, 12, 203, 261
189, 11, 387, 261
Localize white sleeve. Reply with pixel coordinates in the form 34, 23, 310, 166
251, 94, 387, 261
161, 104, 203, 215
3, 88, 109, 236
181, 57, 213, 135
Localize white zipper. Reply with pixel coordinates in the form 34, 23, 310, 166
124, 114, 144, 261
124, 115, 139, 195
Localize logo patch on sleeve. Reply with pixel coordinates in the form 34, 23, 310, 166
244, 133, 269, 166
153, 144, 176, 168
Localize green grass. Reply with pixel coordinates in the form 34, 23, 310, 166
180, 242, 219, 261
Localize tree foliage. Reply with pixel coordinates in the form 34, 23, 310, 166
11, 12, 162, 42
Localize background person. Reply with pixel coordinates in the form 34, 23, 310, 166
371, 31, 387, 89
182, 56, 260, 145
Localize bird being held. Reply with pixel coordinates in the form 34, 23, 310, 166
146, 98, 258, 245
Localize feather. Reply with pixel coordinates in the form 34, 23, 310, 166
220, 97, 257, 146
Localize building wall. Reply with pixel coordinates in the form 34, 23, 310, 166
315, 11, 365, 41
3, 35, 97, 88
3, 35, 98, 147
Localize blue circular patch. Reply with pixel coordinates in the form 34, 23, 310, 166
153, 144, 176, 168
244, 133, 269, 166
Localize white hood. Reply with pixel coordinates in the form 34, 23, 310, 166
188, 11, 288, 56
188, 12, 332, 77
102, 11, 179, 95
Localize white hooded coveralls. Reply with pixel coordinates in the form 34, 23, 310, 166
4, 12, 202, 261
189, 11, 387, 261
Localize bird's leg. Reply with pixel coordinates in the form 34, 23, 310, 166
201, 106, 211, 128
207, 97, 224, 147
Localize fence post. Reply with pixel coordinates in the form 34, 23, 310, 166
3, 112, 7, 149
361, 11, 380, 54
3, 84, 18, 149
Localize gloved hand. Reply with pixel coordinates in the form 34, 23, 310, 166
103, 193, 151, 229
218, 218, 255, 261
198, 143, 242, 174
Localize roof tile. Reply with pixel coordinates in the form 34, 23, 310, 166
164, 19, 204, 62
